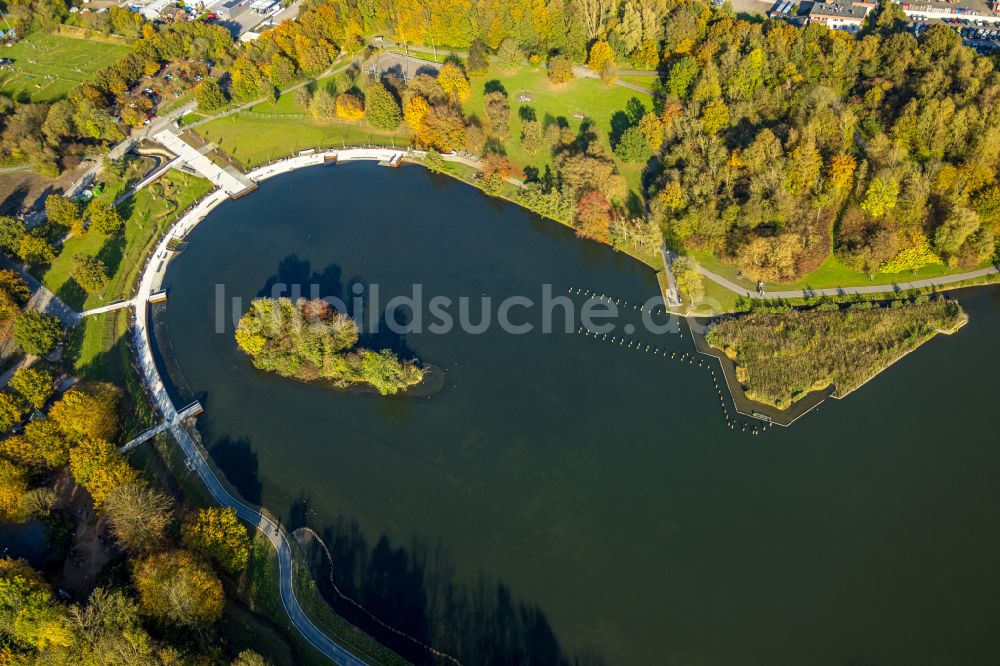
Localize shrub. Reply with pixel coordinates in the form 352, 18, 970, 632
547, 55, 574, 85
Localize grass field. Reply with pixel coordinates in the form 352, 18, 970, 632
0, 33, 132, 102
386, 47, 464, 65
40, 171, 213, 310
462, 64, 648, 194
616, 74, 658, 90
691, 249, 994, 293
195, 101, 412, 168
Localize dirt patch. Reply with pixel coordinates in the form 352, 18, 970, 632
50, 470, 121, 601
0, 164, 86, 216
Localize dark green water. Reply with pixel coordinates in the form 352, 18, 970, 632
164, 163, 1000, 666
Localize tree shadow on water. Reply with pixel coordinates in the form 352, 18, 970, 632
258, 254, 346, 302
209, 436, 263, 505
257, 255, 419, 362
293, 508, 607, 666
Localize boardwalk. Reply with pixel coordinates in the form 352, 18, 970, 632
121, 152, 409, 665
152, 130, 255, 196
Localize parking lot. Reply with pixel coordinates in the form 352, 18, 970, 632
908, 17, 1000, 53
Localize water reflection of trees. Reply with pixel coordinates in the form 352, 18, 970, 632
292, 505, 605, 666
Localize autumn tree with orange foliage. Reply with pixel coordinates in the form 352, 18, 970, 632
335, 93, 365, 121
575, 190, 613, 242
418, 105, 466, 152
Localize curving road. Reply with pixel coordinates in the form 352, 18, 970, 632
129, 185, 369, 665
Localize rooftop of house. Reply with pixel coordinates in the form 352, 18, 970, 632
807, 0, 873, 21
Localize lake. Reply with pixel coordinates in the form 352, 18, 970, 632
163, 162, 1000, 665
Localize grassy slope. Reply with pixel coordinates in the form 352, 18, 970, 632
706, 298, 967, 408
463, 64, 647, 194
0, 32, 132, 102
195, 92, 413, 168
616, 74, 658, 89
41, 170, 213, 310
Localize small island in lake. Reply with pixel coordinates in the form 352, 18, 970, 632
705, 297, 968, 410
235, 297, 424, 395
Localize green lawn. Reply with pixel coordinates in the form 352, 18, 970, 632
691, 249, 993, 292
195, 105, 412, 168
617, 74, 658, 90
386, 47, 465, 65
0, 32, 132, 102
40, 171, 214, 310
462, 64, 648, 195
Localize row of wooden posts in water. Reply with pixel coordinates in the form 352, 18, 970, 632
574, 324, 766, 437
566, 286, 669, 318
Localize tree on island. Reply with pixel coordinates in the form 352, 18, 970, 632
235, 298, 424, 395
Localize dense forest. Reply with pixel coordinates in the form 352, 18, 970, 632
224, 0, 1000, 279
645, 2, 1000, 281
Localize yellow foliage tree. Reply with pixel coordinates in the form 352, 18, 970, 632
133, 551, 224, 627
404, 95, 431, 133
436, 63, 471, 103
181, 507, 251, 573
0, 458, 28, 522
334, 93, 365, 121
0, 559, 74, 651
0, 418, 69, 470
638, 113, 665, 152
48, 382, 121, 443
68, 438, 139, 508
827, 154, 857, 191
588, 39, 614, 75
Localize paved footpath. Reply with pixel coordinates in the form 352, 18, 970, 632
697, 263, 1000, 299
127, 154, 390, 665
